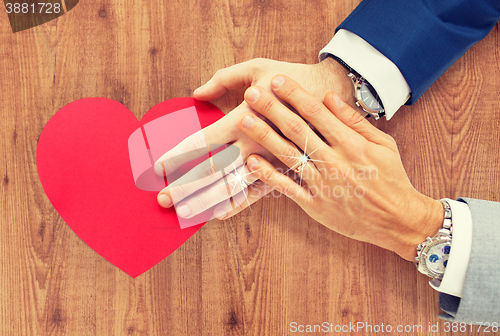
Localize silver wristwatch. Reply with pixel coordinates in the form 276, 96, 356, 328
328, 55, 385, 120
415, 199, 453, 280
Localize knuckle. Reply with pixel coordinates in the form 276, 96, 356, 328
301, 100, 323, 117
198, 162, 214, 178
282, 145, 297, 158
165, 155, 178, 170
246, 59, 265, 80
225, 175, 239, 192
193, 137, 208, 154
285, 118, 304, 137
385, 134, 399, 151
237, 146, 248, 160
190, 195, 209, 212
282, 86, 300, 102
187, 133, 207, 152
257, 127, 272, 143
250, 58, 263, 66
386, 134, 397, 145
213, 68, 225, 80
347, 111, 366, 127
170, 184, 188, 201
252, 170, 266, 183
282, 146, 299, 166
248, 180, 263, 195
383, 134, 396, 146
234, 198, 247, 212
261, 168, 274, 182
250, 58, 269, 68
280, 183, 292, 197
249, 180, 269, 198
261, 98, 275, 116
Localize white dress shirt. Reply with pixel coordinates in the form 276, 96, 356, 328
319, 29, 473, 298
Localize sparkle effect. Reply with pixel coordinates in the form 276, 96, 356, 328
275, 127, 330, 186
224, 127, 331, 213
222, 154, 263, 212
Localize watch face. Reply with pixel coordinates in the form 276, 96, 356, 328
425, 243, 451, 275
359, 80, 384, 112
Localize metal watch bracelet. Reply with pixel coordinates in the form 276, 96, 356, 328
414, 199, 453, 279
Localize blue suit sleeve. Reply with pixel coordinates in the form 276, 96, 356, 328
337, 0, 500, 104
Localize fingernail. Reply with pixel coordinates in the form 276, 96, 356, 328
241, 115, 255, 129
245, 87, 260, 103
194, 85, 204, 95
176, 204, 191, 218
247, 157, 259, 170
154, 163, 164, 176
214, 208, 226, 220
158, 193, 172, 207
271, 76, 285, 88
333, 93, 344, 108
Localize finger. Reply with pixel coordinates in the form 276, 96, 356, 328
159, 144, 244, 207
245, 155, 311, 207
193, 60, 256, 101
238, 112, 320, 179
213, 159, 297, 219
268, 75, 363, 146
154, 118, 237, 176
213, 180, 273, 219
243, 86, 327, 162
174, 164, 258, 219
324, 92, 396, 149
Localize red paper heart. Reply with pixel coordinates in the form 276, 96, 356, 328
37, 98, 224, 277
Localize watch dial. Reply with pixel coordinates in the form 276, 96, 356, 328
425, 244, 451, 275
360, 81, 384, 112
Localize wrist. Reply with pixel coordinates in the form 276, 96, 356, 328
314, 57, 357, 108
393, 193, 444, 261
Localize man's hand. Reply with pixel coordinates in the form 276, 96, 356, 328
193, 57, 354, 106
236, 75, 444, 261
155, 58, 354, 220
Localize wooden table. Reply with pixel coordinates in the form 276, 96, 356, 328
1, 1, 499, 335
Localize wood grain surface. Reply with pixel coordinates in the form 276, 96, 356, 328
1, 1, 499, 335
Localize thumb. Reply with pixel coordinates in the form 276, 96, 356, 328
324, 92, 396, 148
194, 61, 255, 101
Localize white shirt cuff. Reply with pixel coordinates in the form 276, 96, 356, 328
428, 199, 473, 298
319, 29, 411, 120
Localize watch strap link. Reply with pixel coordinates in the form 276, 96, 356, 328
439, 199, 453, 236
415, 199, 453, 279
